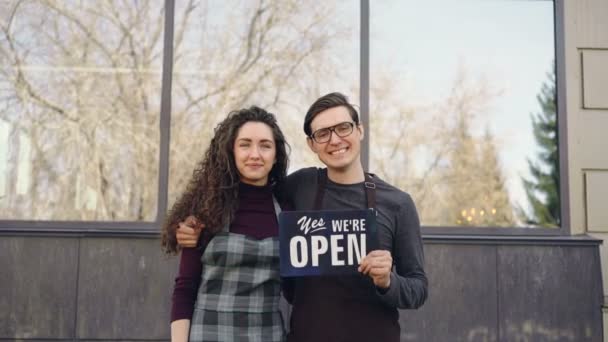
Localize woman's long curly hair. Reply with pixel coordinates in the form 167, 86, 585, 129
161, 106, 290, 254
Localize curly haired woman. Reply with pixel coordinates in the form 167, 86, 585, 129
161, 106, 290, 342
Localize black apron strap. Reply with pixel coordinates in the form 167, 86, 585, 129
313, 168, 376, 210
314, 169, 327, 210
364, 173, 376, 210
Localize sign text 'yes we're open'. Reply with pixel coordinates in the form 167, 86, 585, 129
279, 209, 378, 277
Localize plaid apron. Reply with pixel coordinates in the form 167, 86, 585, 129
189, 198, 284, 342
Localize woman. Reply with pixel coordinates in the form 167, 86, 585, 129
161, 106, 290, 342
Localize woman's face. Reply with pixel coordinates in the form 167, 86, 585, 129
233, 121, 277, 186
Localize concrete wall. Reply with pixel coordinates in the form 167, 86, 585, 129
0, 237, 177, 341
0, 236, 602, 341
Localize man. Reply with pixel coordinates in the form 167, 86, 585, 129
177, 93, 427, 341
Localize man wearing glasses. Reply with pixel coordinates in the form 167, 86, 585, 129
176, 92, 427, 342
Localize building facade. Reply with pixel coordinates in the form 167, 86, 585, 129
1, 0, 607, 341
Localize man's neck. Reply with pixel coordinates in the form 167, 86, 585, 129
326, 162, 365, 184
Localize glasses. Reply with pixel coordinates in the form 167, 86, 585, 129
309, 121, 355, 143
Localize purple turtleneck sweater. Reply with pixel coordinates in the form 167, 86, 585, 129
170, 182, 281, 322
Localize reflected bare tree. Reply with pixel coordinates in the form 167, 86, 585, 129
0, 0, 350, 220
1, 0, 165, 220
168, 0, 349, 204
370, 69, 515, 226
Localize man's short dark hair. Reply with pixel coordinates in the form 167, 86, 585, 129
303, 92, 360, 137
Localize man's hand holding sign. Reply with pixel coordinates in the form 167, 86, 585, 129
279, 208, 388, 283
359, 250, 392, 289
175, 215, 203, 248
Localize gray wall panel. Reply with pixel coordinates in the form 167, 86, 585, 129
399, 244, 498, 342
1, 237, 602, 341
498, 245, 603, 341
0, 237, 78, 339
75, 238, 178, 340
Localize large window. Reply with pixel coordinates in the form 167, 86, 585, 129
0, 1, 165, 221
369, 0, 559, 228
0, 0, 563, 234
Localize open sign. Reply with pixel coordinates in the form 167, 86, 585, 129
279, 209, 378, 277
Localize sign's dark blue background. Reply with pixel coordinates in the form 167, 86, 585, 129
279, 209, 378, 277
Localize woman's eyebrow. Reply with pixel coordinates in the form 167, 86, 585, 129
259, 139, 275, 144
236, 138, 274, 144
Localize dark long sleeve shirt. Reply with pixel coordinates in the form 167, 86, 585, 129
170, 182, 280, 322
282, 168, 427, 342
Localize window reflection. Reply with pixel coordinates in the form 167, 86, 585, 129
369, 0, 557, 227
0, 0, 560, 229
168, 0, 359, 206
0, 1, 164, 221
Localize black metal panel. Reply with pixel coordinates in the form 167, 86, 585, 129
555, 0, 571, 234
156, 0, 175, 224
360, 0, 370, 171
399, 244, 498, 342
75, 238, 178, 340
0, 237, 78, 339
0, 340, 72, 342
497, 245, 603, 341
424, 234, 601, 246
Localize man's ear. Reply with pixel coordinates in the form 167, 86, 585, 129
306, 137, 317, 153
357, 123, 365, 141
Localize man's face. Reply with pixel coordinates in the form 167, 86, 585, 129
307, 106, 363, 172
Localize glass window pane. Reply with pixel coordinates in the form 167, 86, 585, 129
370, 0, 558, 228
0, 1, 164, 221
169, 0, 359, 206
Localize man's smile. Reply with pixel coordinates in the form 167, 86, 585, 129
329, 147, 348, 155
